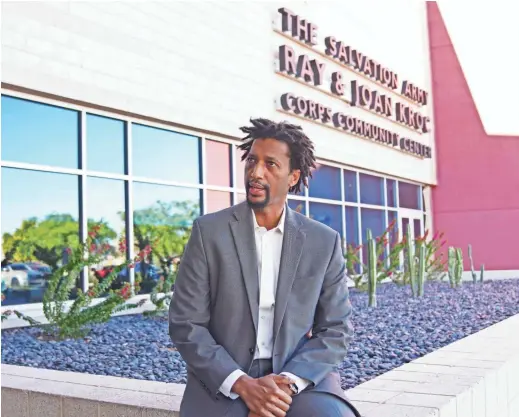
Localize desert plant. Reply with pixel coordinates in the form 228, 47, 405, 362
366, 229, 377, 307
468, 244, 477, 284
4, 226, 150, 339
447, 246, 457, 288
455, 248, 463, 287
404, 224, 418, 297
144, 268, 177, 317
417, 244, 426, 297
480, 264, 485, 282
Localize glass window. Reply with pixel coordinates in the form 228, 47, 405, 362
236, 193, 246, 204
87, 114, 125, 174
343, 170, 357, 203
361, 208, 386, 243
288, 199, 306, 215
206, 190, 231, 214
345, 206, 359, 246
388, 210, 398, 246
359, 173, 385, 206
133, 182, 200, 293
309, 164, 341, 200
309, 202, 342, 237
132, 123, 200, 184
399, 182, 421, 210
234, 146, 247, 190
1, 95, 79, 168
361, 208, 386, 264
206, 140, 231, 187
86, 177, 126, 292
413, 219, 422, 239
386, 179, 397, 208
1, 167, 80, 305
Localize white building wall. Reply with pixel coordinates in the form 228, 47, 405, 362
1, 1, 436, 185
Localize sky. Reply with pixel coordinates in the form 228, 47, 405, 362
438, 1, 519, 136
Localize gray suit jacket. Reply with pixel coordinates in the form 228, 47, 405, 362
169, 201, 357, 416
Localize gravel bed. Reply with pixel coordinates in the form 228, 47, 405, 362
2, 280, 519, 390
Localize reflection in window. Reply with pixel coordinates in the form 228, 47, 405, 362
1, 167, 80, 305
359, 173, 384, 206
87, 177, 126, 292
236, 193, 247, 204
309, 202, 342, 237
386, 179, 397, 208
361, 208, 386, 264
413, 219, 422, 239
1, 95, 79, 168
234, 147, 247, 190
343, 170, 357, 203
399, 182, 421, 210
206, 190, 231, 214
206, 140, 231, 187
132, 124, 200, 184
133, 182, 200, 293
87, 114, 125, 174
288, 199, 306, 215
388, 210, 398, 246
345, 206, 359, 246
309, 164, 341, 200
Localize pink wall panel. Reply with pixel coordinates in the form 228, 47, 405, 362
427, 2, 519, 270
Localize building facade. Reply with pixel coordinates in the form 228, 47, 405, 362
2, 1, 512, 310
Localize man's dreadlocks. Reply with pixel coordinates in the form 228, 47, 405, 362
238, 118, 316, 194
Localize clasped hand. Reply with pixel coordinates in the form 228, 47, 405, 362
233, 373, 294, 417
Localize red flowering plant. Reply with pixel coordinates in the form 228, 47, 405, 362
3, 225, 150, 339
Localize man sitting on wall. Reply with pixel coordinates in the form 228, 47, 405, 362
169, 118, 360, 417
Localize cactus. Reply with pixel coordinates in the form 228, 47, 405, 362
417, 244, 426, 296
468, 244, 477, 284
367, 229, 377, 307
455, 248, 463, 287
405, 224, 417, 297
448, 247, 457, 288
480, 264, 485, 283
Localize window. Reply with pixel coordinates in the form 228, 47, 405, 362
309, 164, 341, 200
206, 140, 231, 187
132, 124, 200, 184
343, 170, 357, 203
87, 114, 125, 174
345, 206, 359, 246
361, 208, 386, 242
288, 199, 306, 215
359, 173, 385, 206
386, 179, 397, 208
206, 190, 232, 214
234, 146, 247, 190
87, 177, 126, 292
399, 182, 421, 210
1, 95, 79, 168
133, 182, 200, 293
1, 167, 81, 305
309, 202, 342, 237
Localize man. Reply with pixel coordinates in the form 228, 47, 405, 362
169, 118, 360, 417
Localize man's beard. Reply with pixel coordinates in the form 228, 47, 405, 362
245, 182, 270, 209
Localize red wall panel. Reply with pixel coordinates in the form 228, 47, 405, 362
427, 3, 519, 270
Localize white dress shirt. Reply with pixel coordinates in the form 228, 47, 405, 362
219, 207, 310, 399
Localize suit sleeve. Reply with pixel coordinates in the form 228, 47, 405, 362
168, 219, 242, 398
280, 231, 354, 387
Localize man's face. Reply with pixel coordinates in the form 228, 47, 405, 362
244, 138, 300, 210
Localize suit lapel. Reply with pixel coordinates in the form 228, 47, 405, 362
273, 208, 305, 343
230, 203, 259, 333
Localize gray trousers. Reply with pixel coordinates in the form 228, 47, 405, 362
224, 359, 357, 417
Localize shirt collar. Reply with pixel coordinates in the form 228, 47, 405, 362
251, 205, 286, 234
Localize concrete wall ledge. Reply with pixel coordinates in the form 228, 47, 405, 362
2, 313, 519, 417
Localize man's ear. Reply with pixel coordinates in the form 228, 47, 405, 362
289, 169, 301, 188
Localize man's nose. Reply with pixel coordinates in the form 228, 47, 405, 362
250, 162, 265, 179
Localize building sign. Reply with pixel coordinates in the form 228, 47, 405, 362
275, 7, 432, 159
